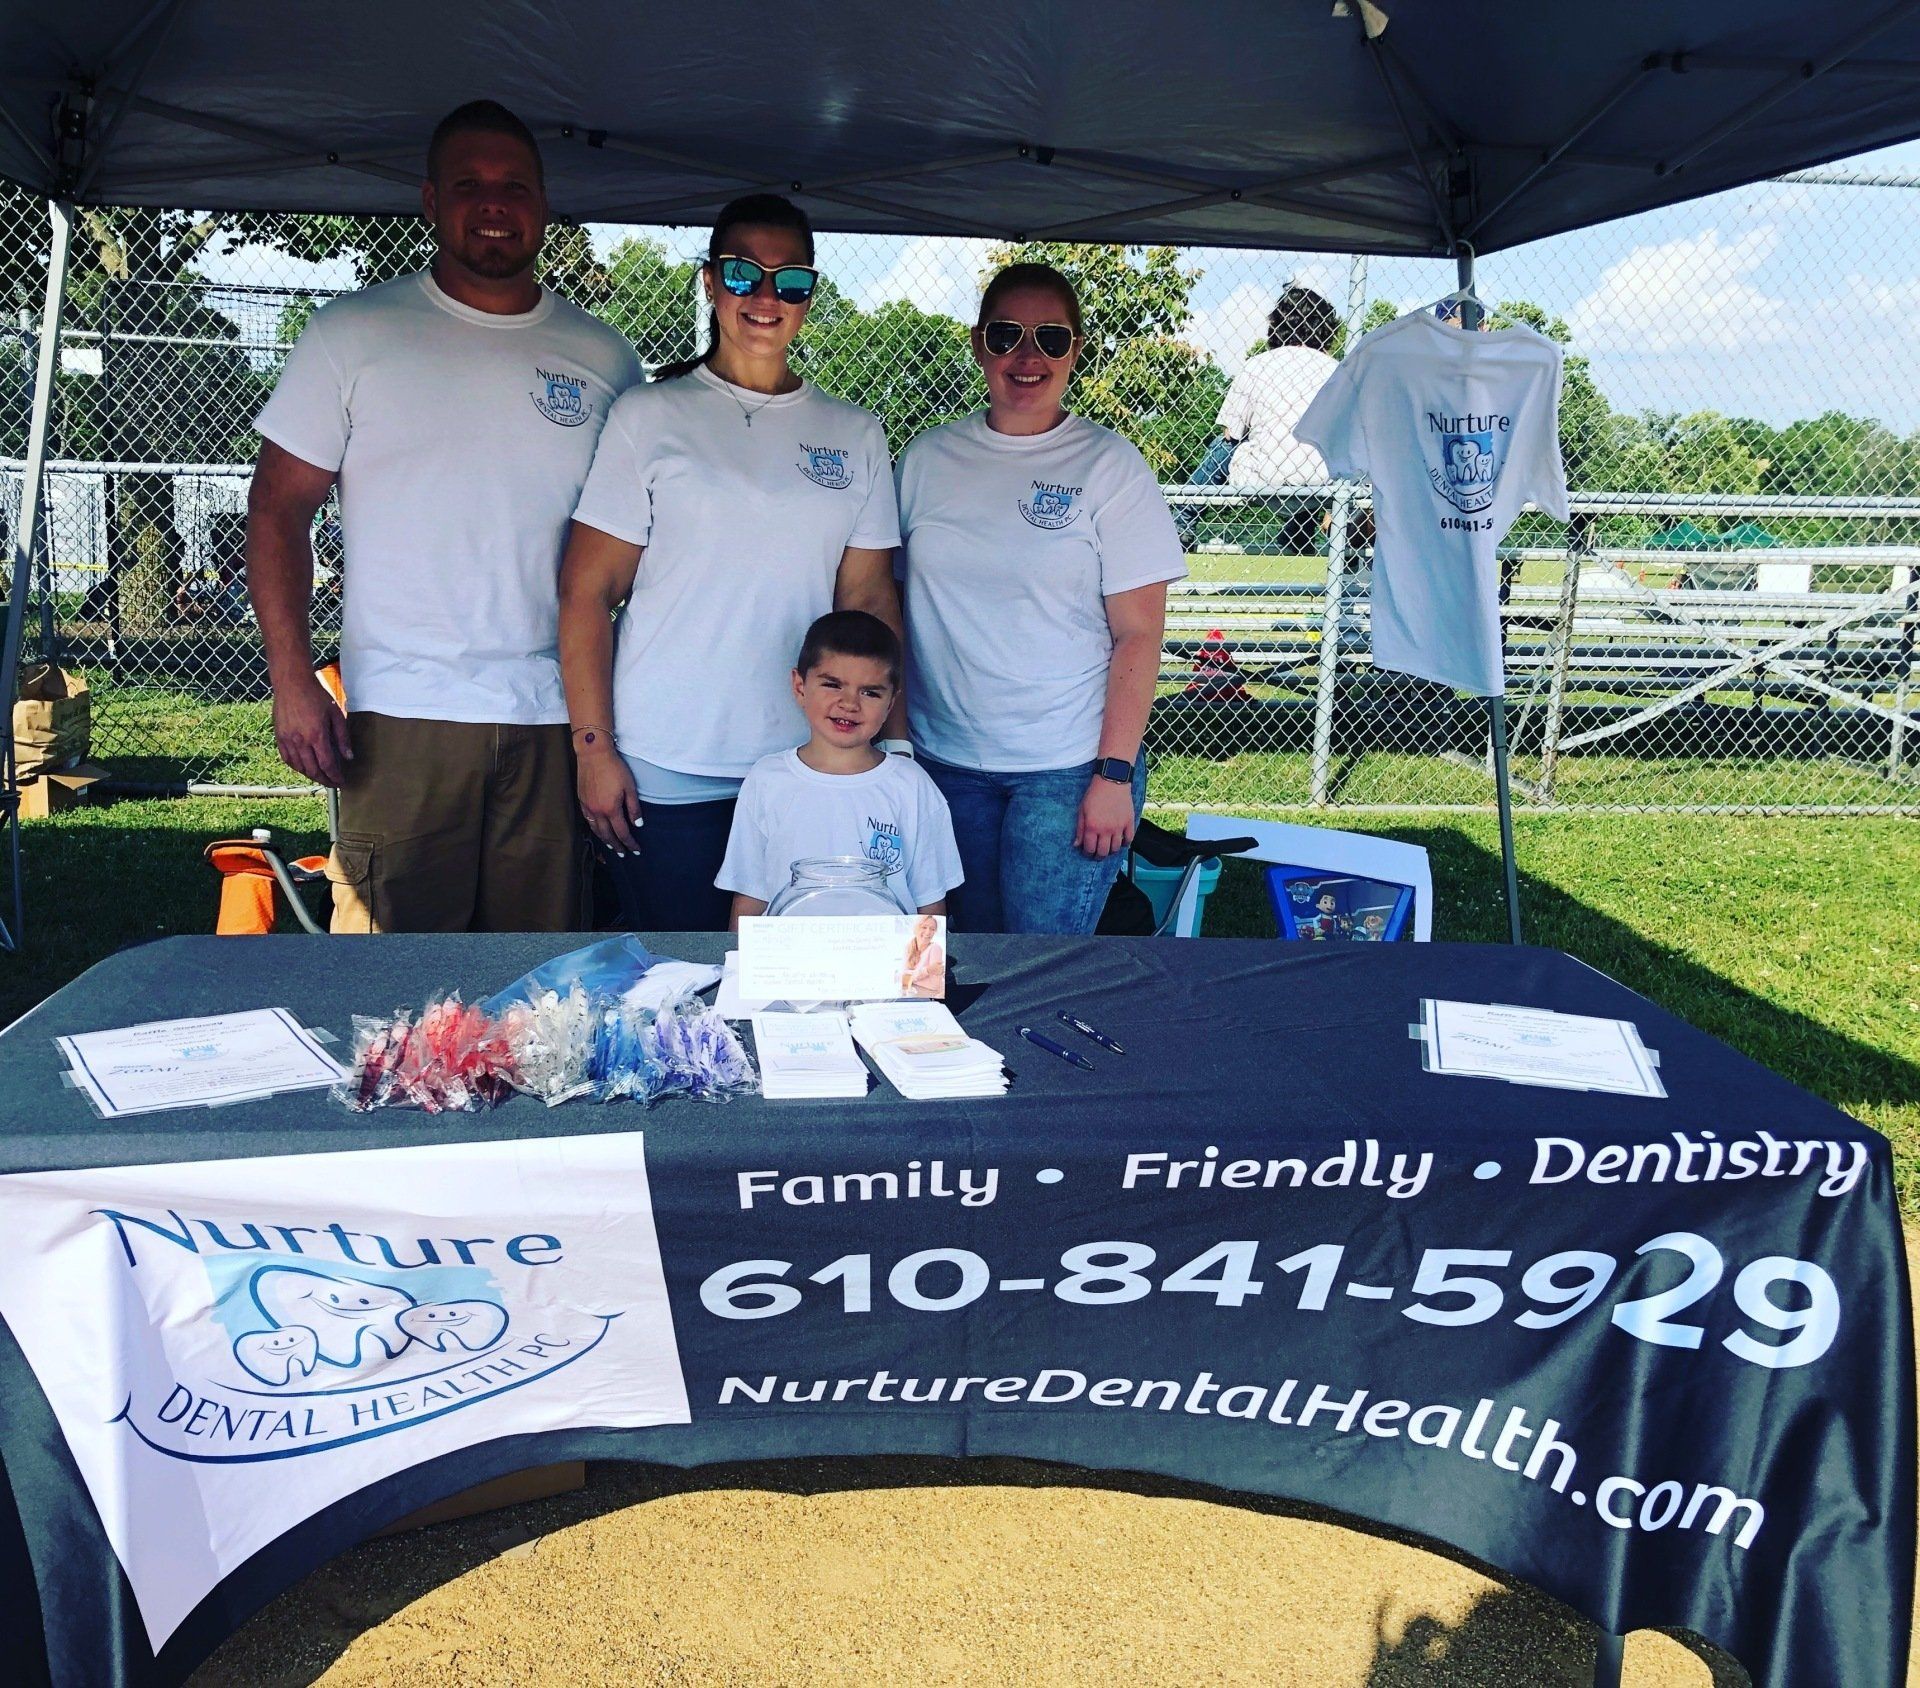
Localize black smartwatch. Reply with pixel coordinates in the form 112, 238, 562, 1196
1094, 756, 1134, 785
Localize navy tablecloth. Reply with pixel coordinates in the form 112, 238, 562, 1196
0, 934, 1908, 1687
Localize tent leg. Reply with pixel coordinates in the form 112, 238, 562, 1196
0, 198, 76, 953
1309, 254, 1370, 808
1489, 696, 1522, 945
1452, 241, 1522, 945
1591, 1629, 1625, 1687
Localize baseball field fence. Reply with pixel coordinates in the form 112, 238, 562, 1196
3, 165, 1916, 815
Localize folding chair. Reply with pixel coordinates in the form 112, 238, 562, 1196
202, 664, 344, 935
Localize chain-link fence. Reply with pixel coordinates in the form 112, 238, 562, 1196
4, 166, 1917, 813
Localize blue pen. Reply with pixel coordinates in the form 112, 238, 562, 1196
1057, 1010, 1124, 1055
1020, 1026, 1095, 1071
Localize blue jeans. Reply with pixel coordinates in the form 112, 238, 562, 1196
599, 795, 737, 933
921, 753, 1147, 935
1174, 436, 1237, 545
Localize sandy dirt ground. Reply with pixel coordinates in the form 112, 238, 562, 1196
186, 1238, 1920, 1688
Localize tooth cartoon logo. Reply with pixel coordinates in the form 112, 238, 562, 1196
532, 367, 591, 427
798, 444, 854, 488
1019, 481, 1080, 529
1425, 409, 1510, 514
229, 1265, 511, 1385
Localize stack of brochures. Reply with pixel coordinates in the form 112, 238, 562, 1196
848, 1001, 1007, 1101
751, 1011, 871, 1099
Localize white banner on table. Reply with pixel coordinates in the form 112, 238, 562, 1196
0, 1132, 689, 1650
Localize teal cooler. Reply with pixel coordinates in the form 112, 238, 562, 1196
1126, 854, 1224, 929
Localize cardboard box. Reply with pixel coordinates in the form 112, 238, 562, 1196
13, 665, 90, 780
17, 760, 108, 818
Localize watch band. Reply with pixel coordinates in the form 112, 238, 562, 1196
1095, 756, 1134, 784
878, 738, 915, 758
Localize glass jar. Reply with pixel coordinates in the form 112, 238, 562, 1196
765, 856, 911, 917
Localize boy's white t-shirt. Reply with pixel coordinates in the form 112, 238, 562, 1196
716, 750, 964, 910
1216, 345, 1337, 488
895, 411, 1187, 771
571, 367, 901, 789
254, 272, 643, 723
1295, 311, 1568, 697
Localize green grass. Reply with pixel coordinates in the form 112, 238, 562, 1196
9, 799, 1918, 1213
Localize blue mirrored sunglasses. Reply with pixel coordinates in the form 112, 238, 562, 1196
714, 255, 820, 305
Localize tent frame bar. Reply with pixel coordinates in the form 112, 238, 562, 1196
1026, 149, 1421, 240
1363, 25, 1455, 247
0, 198, 75, 953
1670, 51, 1920, 79
1036, 149, 1436, 240
1463, 61, 1656, 242
74, 0, 195, 199
1658, 0, 1920, 174
102, 90, 421, 190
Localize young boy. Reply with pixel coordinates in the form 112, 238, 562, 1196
717, 611, 962, 931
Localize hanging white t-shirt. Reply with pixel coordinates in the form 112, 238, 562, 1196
571, 366, 900, 792
1295, 311, 1568, 697
254, 271, 643, 723
1216, 345, 1338, 488
896, 411, 1187, 771
716, 749, 964, 909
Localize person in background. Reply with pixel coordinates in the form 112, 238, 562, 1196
716, 610, 961, 931
559, 194, 903, 932
248, 100, 642, 932
1185, 284, 1341, 555
895, 261, 1186, 934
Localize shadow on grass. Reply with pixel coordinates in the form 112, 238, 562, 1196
188, 1455, 1746, 1688
5, 807, 330, 1027
1202, 827, 1920, 1132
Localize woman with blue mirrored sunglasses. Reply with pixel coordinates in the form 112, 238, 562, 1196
559, 194, 905, 933
714, 254, 821, 305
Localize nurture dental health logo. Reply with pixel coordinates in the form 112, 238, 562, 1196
863, 817, 904, 873
531, 366, 592, 426
1426, 409, 1510, 514
1019, 480, 1080, 529
798, 444, 854, 488
97, 1206, 621, 1464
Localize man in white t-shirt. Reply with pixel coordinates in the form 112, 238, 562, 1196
247, 100, 643, 932
717, 611, 961, 929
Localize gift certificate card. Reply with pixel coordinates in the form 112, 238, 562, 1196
738, 915, 946, 1002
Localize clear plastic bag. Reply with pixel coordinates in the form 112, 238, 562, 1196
651, 999, 758, 1102
338, 994, 520, 1114
479, 936, 665, 1018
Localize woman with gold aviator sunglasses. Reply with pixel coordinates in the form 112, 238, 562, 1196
893, 261, 1187, 935
558, 194, 904, 930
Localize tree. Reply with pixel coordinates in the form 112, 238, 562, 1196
801, 299, 978, 456
599, 235, 700, 371
1651, 410, 1768, 499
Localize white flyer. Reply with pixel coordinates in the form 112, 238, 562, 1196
738, 914, 946, 1003
58, 1007, 345, 1117
1420, 999, 1665, 1098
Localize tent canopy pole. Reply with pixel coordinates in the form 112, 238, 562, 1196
0, 196, 76, 951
